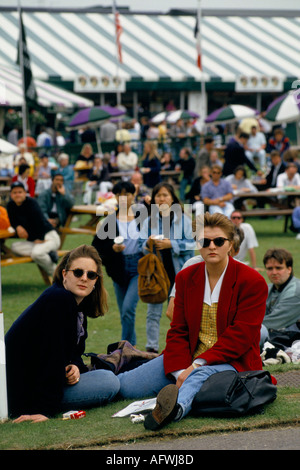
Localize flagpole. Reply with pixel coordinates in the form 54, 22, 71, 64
0, 248, 8, 421
197, 0, 206, 129
18, 0, 28, 151
112, 0, 121, 109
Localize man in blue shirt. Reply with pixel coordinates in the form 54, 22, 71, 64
201, 164, 234, 217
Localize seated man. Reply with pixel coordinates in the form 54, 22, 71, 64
82, 155, 112, 205
38, 172, 74, 229
6, 182, 61, 277
116, 143, 138, 174
260, 248, 300, 347
201, 164, 234, 217
230, 210, 259, 270
245, 125, 267, 169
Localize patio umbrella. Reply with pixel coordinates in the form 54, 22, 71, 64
205, 105, 258, 124
151, 111, 168, 124
66, 106, 119, 153
264, 90, 300, 124
151, 109, 199, 124
264, 90, 300, 144
166, 109, 200, 123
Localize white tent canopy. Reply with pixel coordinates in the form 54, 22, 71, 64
0, 64, 93, 109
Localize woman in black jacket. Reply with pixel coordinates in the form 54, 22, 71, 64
5, 245, 120, 422
92, 181, 145, 346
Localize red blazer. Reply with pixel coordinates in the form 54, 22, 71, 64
12, 175, 35, 197
163, 256, 268, 375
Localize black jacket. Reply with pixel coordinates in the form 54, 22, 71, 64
92, 208, 143, 286
5, 284, 88, 418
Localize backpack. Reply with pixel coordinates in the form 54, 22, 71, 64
138, 238, 170, 304
192, 370, 277, 417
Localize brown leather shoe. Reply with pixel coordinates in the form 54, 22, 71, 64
144, 384, 179, 431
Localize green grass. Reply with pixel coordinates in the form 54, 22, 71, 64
0, 214, 299, 449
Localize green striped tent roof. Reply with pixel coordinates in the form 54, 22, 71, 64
0, 10, 299, 82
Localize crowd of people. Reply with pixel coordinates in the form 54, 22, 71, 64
1, 117, 300, 428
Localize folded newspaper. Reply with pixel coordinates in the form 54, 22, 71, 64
112, 398, 157, 418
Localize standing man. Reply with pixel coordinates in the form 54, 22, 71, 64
260, 248, 300, 346
194, 136, 214, 177
230, 210, 259, 269
7, 182, 61, 278
176, 147, 196, 202
222, 132, 260, 177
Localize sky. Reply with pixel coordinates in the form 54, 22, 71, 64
0, 0, 299, 11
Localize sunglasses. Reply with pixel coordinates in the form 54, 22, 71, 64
199, 237, 229, 248
231, 216, 242, 220
67, 269, 98, 280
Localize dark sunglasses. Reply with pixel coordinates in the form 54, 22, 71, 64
199, 237, 229, 248
231, 216, 242, 220
67, 269, 98, 280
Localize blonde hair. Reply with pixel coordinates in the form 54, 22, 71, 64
193, 212, 235, 242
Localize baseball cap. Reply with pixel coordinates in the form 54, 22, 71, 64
10, 181, 25, 191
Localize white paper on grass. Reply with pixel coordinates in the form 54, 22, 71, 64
112, 398, 157, 417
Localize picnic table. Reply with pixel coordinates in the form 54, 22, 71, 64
58, 204, 112, 247
0, 229, 68, 285
234, 189, 300, 232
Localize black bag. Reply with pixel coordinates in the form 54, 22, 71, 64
192, 370, 277, 417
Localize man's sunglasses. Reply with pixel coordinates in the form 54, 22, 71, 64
199, 237, 229, 248
67, 269, 99, 280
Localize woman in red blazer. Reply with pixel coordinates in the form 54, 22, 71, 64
118, 212, 268, 430
12, 163, 35, 197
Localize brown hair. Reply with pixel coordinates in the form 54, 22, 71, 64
53, 245, 108, 318
263, 248, 293, 270
193, 212, 235, 241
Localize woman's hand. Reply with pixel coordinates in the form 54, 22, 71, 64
176, 365, 194, 388
112, 243, 125, 252
65, 364, 80, 385
13, 414, 49, 423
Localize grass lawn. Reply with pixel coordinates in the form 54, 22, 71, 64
0, 214, 299, 450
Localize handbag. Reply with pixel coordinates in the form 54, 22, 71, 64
137, 238, 170, 304
192, 370, 277, 417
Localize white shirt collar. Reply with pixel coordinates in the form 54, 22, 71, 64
204, 258, 229, 306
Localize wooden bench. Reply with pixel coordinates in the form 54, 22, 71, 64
240, 208, 293, 232
1, 250, 69, 285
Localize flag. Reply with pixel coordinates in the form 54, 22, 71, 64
194, 15, 202, 70
17, 10, 38, 105
113, 2, 123, 64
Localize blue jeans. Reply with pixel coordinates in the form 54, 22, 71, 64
60, 369, 120, 411
118, 355, 236, 418
113, 253, 141, 345
146, 302, 163, 351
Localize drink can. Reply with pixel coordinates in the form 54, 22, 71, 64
63, 410, 86, 420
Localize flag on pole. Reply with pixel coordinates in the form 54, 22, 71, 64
113, 1, 123, 64
16, 10, 38, 105
194, 12, 202, 70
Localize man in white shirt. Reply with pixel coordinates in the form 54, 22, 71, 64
116, 143, 138, 173
230, 210, 259, 269
245, 125, 267, 169
276, 162, 300, 189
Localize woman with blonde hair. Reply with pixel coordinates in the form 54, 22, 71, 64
118, 212, 268, 430
5, 244, 120, 422
141, 140, 161, 188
